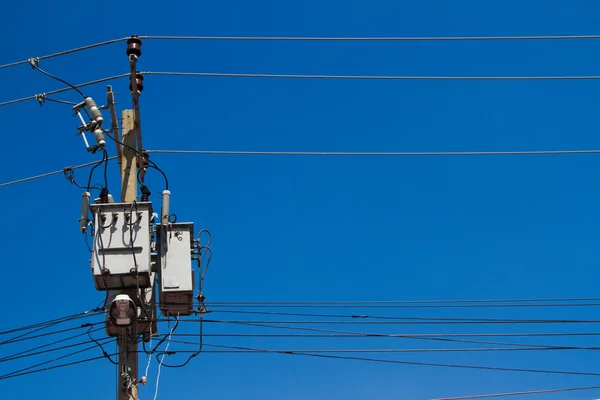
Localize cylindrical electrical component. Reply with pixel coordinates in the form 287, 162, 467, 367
84, 97, 104, 126
93, 128, 106, 148
161, 190, 171, 225
129, 72, 144, 94
79, 192, 91, 233
107, 194, 115, 203
126, 35, 142, 58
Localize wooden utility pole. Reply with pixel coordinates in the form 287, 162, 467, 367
115, 110, 139, 400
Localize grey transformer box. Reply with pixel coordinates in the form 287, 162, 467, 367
158, 222, 195, 316
90, 202, 154, 290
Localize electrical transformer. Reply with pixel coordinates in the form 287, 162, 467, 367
90, 201, 153, 290
158, 222, 195, 316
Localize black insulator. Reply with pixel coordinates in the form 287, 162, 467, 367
100, 188, 109, 204
126, 35, 142, 58
129, 72, 144, 93
140, 185, 151, 202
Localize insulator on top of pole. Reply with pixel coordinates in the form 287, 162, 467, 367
126, 35, 142, 58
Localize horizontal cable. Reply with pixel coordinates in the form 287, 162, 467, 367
0, 309, 101, 336
161, 343, 600, 377
203, 320, 600, 346
0, 336, 111, 363
210, 309, 600, 322
0, 38, 129, 70
201, 318, 600, 325
148, 149, 600, 158
143, 71, 600, 81
0, 327, 106, 363
2, 34, 598, 70
0, 73, 129, 107
206, 297, 600, 304
0, 353, 110, 381
167, 343, 600, 354
435, 385, 600, 399
0, 342, 106, 380
141, 34, 600, 41
0, 156, 118, 188
168, 331, 600, 338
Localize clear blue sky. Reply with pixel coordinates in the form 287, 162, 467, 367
2, 1, 600, 399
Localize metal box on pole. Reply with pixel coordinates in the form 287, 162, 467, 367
158, 222, 195, 316
90, 202, 153, 290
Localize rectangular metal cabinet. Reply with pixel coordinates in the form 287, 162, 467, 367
90, 202, 153, 290
158, 222, 195, 316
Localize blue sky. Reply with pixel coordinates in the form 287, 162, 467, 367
2, 1, 600, 399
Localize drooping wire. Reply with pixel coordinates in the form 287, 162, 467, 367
87, 151, 108, 193
29, 62, 85, 97
85, 325, 118, 365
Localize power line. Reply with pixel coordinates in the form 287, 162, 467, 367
0, 309, 101, 336
148, 149, 600, 158
0, 73, 129, 107
0, 157, 118, 188
2, 34, 599, 71
0, 38, 129, 70
159, 343, 600, 377
206, 297, 600, 304
140, 34, 600, 41
210, 309, 600, 322
167, 331, 600, 338
167, 343, 600, 354
0, 342, 107, 380
434, 385, 600, 399
0, 353, 111, 381
143, 71, 600, 81
200, 318, 600, 325
204, 320, 600, 343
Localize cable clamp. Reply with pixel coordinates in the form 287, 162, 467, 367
27, 57, 39, 69
34, 93, 46, 106
63, 167, 74, 183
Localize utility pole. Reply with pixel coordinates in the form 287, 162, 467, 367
84, 35, 201, 400
114, 35, 144, 400
116, 109, 139, 400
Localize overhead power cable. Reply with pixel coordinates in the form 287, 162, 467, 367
165, 331, 600, 339
0, 343, 107, 380
200, 318, 600, 325
0, 38, 129, 70
0, 309, 101, 336
140, 34, 600, 41
161, 342, 600, 354
210, 309, 600, 322
2, 34, 599, 70
206, 297, 600, 304
148, 149, 600, 158
142, 71, 600, 81
0, 157, 118, 188
0, 353, 111, 381
158, 343, 600, 377
204, 320, 600, 346
0, 73, 129, 107
434, 385, 600, 399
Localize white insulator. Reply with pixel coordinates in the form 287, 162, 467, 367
79, 192, 91, 233
85, 97, 104, 126
161, 190, 171, 225
93, 128, 106, 148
